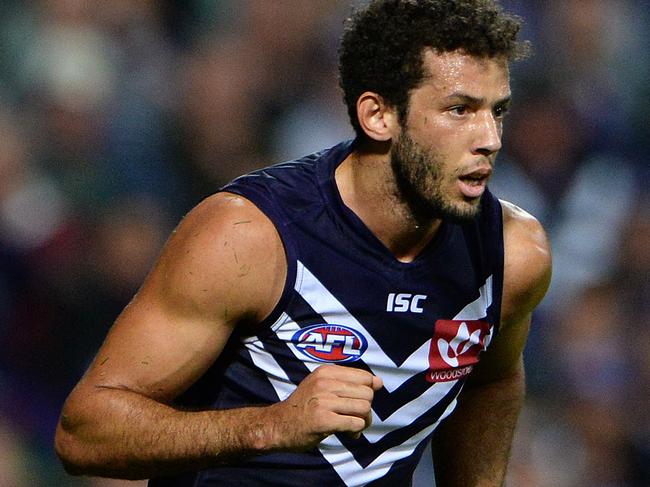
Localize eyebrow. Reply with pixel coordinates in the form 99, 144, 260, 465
443, 93, 512, 107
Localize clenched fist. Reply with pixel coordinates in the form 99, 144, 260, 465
266, 365, 383, 451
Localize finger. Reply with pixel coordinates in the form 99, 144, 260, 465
312, 364, 384, 391
327, 397, 372, 419
322, 397, 374, 433
325, 412, 367, 436
346, 414, 371, 440
315, 364, 380, 388
364, 406, 373, 430
302, 375, 374, 400
326, 380, 375, 401
371, 374, 384, 391
343, 412, 372, 440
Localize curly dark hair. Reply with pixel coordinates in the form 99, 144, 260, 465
338, 0, 530, 138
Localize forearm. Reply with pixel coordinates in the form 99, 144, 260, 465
55, 387, 277, 479
431, 367, 525, 487
56, 365, 380, 480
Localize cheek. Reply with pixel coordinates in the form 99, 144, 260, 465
430, 134, 469, 173
411, 122, 463, 157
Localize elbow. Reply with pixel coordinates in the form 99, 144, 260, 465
54, 421, 89, 476
54, 388, 143, 479
54, 414, 142, 480
54, 388, 106, 476
55, 403, 108, 477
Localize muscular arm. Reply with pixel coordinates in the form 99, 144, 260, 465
54, 193, 381, 479
432, 200, 552, 487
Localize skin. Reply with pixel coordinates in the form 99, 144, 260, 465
339, 50, 550, 486
55, 49, 551, 485
432, 200, 550, 487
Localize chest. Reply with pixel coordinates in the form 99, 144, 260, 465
265, 258, 495, 392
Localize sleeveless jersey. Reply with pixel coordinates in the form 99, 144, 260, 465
149, 140, 504, 487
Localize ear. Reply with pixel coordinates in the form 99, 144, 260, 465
356, 92, 399, 142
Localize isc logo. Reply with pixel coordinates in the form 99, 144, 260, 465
386, 293, 427, 313
292, 324, 368, 363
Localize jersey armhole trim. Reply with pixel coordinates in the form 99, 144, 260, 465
217, 188, 298, 334
491, 196, 505, 338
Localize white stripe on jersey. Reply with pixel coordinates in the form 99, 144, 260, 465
242, 261, 494, 487
296, 262, 492, 392
318, 398, 458, 486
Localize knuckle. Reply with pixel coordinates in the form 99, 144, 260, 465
312, 412, 328, 430
313, 365, 326, 375
361, 401, 372, 415
349, 416, 365, 432
312, 376, 333, 392
309, 393, 335, 412
355, 399, 372, 416
355, 369, 373, 383
315, 364, 335, 376
360, 385, 374, 401
306, 395, 321, 409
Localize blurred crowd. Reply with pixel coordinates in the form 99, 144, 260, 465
0, 1, 647, 486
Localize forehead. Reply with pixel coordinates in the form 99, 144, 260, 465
417, 49, 511, 99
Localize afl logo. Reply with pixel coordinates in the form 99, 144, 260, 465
292, 324, 368, 363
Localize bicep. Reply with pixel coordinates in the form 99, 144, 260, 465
82, 290, 232, 403
74, 193, 286, 404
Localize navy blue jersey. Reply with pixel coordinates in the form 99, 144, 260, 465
149, 141, 504, 486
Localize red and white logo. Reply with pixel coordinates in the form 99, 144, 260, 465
426, 320, 492, 383
292, 324, 368, 363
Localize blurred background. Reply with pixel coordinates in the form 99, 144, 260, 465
0, 1, 647, 486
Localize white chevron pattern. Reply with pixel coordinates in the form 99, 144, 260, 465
242, 261, 494, 486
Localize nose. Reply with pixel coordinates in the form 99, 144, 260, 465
473, 112, 502, 156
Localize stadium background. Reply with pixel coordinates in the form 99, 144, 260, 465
0, 1, 647, 485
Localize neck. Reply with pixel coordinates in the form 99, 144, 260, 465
335, 146, 442, 263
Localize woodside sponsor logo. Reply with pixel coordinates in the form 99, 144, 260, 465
426, 320, 492, 383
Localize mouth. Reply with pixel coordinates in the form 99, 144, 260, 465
457, 167, 492, 199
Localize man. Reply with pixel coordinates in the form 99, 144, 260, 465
55, 1, 551, 486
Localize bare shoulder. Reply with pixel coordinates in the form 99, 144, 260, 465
500, 199, 552, 322
151, 191, 287, 325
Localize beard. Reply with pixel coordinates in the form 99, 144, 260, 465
389, 132, 481, 224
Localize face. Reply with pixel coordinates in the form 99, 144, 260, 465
390, 49, 511, 223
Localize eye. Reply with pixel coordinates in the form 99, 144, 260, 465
493, 104, 510, 118
449, 105, 468, 117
